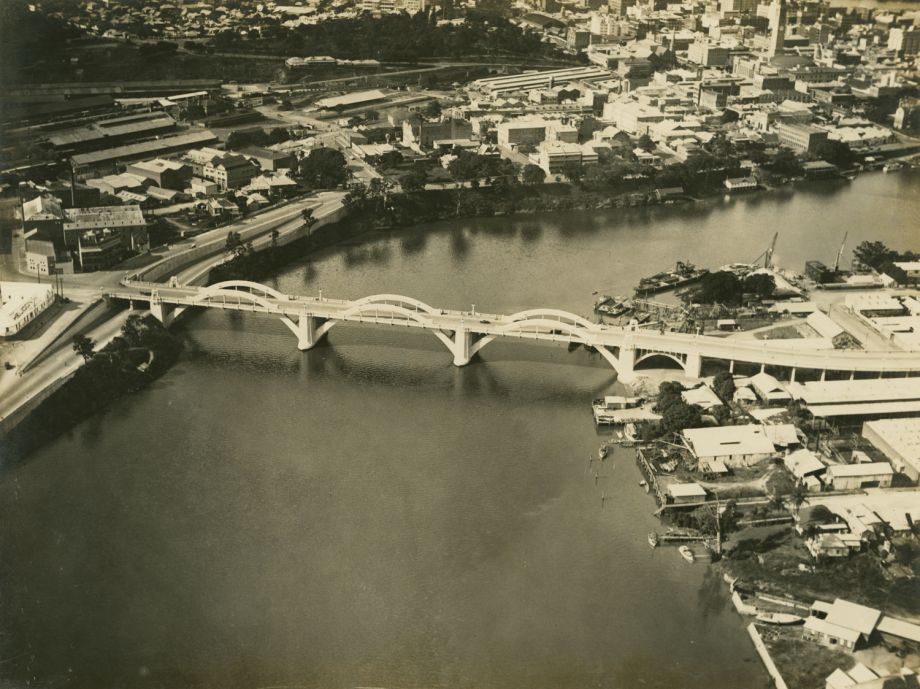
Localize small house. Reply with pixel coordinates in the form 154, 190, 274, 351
667, 482, 707, 504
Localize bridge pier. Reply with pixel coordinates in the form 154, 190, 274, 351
281, 314, 322, 351
684, 352, 702, 378
150, 299, 183, 327
451, 328, 473, 366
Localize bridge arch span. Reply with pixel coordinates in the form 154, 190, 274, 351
207, 280, 290, 302
503, 308, 599, 332
188, 287, 282, 313
310, 300, 455, 351
471, 316, 622, 373
633, 352, 686, 371
351, 293, 442, 317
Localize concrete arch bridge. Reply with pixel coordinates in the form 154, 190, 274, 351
106, 280, 920, 383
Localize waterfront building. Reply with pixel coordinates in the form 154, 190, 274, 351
667, 482, 707, 504
0, 282, 55, 337
723, 176, 758, 192
862, 419, 920, 483
824, 462, 894, 491
532, 141, 599, 175
775, 121, 828, 154
682, 425, 776, 467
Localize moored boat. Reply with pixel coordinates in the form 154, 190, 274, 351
755, 612, 804, 625
678, 545, 695, 563
635, 261, 708, 296
648, 532, 658, 548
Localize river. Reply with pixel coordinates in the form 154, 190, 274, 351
1, 171, 918, 689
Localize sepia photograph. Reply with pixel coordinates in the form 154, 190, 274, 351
1, 0, 919, 687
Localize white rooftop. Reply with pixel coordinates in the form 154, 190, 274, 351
668, 482, 707, 498
825, 598, 882, 636
787, 378, 920, 405
784, 449, 825, 478
804, 616, 861, 644
826, 462, 894, 478
683, 425, 776, 459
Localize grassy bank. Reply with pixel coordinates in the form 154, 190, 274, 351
0, 314, 183, 465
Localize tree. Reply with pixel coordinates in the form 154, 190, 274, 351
375, 150, 404, 169
72, 334, 95, 362
767, 493, 785, 514
561, 161, 585, 185
301, 207, 316, 227
770, 148, 803, 177
401, 168, 427, 192
853, 240, 894, 271
696, 270, 743, 305
742, 273, 776, 300
423, 100, 442, 119
121, 314, 146, 345
637, 134, 655, 152
225, 230, 242, 254
813, 139, 854, 168
522, 164, 545, 186
661, 401, 704, 434
713, 371, 736, 403
298, 148, 348, 188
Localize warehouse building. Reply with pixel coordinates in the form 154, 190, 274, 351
682, 425, 776, 467
862, 419, 920, 482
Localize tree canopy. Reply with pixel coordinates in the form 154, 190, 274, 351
298, 148, 348, 188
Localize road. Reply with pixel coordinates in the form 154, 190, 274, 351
0, 190, 347, 429
106, 283, 920, 377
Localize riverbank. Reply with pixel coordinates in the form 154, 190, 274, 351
0, 314, 183, 464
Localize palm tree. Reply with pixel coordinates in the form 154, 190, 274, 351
790, 483, 809, 518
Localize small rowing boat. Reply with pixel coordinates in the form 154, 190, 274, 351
678, 546, 695, 563
648, 532, 658, 548
755, 612, 803, 625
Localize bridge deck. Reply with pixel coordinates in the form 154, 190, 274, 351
106, 282, 920, 375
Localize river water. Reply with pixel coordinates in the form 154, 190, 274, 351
1, 172, 918, 689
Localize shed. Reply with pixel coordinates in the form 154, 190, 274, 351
784, 449, 826, 479
667, 482, 707, 504
750, 372, 791, 404
825, 462, 894, 491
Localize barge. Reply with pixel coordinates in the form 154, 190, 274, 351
634, 261, 708, 296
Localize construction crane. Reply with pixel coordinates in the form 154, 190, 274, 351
753, 232, 779, 270
833, 231, 848, 273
